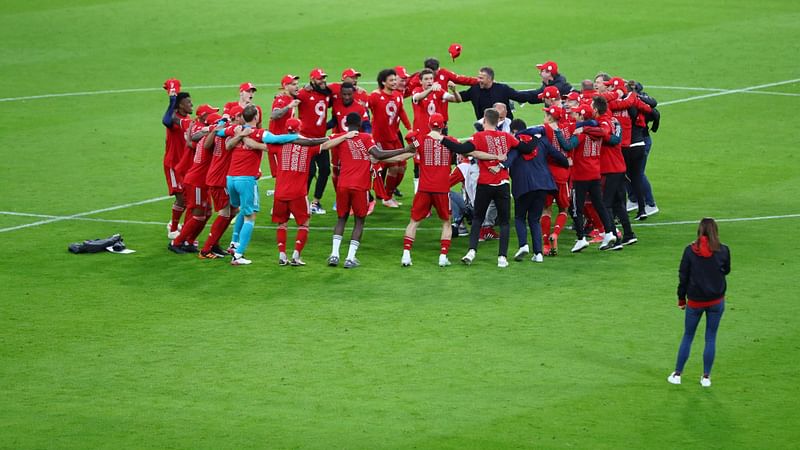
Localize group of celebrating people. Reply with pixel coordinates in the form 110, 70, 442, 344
161, 48, 662, 268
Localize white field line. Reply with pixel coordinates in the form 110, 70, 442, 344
3, 79, 799, 103
0, 196, 169, 233
659, 78, 800, 106
1, 210, 798, 232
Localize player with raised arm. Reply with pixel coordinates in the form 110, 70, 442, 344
161, 80, 193, 240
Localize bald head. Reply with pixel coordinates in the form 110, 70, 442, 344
492, 102, 508, 119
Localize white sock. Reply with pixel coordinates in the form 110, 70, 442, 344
292, 250, 300, 260
332, 235, 343, 258
413, 178, 419, 193
402, 249, 411, 259
347, 240, 360, 261
279, 251, 287, 261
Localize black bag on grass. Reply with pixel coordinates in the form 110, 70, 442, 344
68, 234, 125, 254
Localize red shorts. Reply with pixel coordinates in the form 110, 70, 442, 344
184, 183, 209, 210
164, 165, 183, 195
272, 196, 310, 224
382, 160, 407, 169
545, 180, 571, 209
208, 186, 230, 212
336, 189, 369, 218
411, 191, 450, 222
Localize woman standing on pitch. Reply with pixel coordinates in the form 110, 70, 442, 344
668, 218, 731, 387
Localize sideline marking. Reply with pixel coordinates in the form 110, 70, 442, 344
659, 78, 800, 106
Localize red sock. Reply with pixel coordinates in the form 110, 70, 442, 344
202, 214, 232, 252
170, 205, 185, 231
294, 226, 309, 253
440, 239, 451, 255
586, 204, 602, 232
403, 236, 414, 250
277, 226, 287, 253
541, 214, 552, 239
186, 216, 209, 243
554, 212, 568, 236
384, 173, 400, 197
172, 215, 202, 246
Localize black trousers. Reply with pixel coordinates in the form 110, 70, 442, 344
514, 190, 547, 254
572, 179, 613, 239
602, 173, 634, 238
469, 183, 511, 256
307, 149, 331, 201
623, 146, 646, 215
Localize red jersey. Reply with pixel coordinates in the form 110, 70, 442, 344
331, 132, 376, 191
411, 87, 449, 135
406, 132, 454, 193
224, 102, 263, 128
164, 114, 192, 168
368, 89, 405, 146
205, 134, 232, 187
227, 127, 267, 178
267, 95, 295, 134
296, 89, 331, 138
175, 119, 205, 176
597, 114, 625, 174
407, 68, 477, 122
543, 120, 574, 182
183, 135, 214, 186
471, 130, 519, 185
270, 143, 321, 200
331, 99, 369, 134
569, 133, 604, 182
330, 83, 370, 109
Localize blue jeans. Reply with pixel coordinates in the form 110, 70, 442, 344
449, 191, 466, 224
675, 301, 725, 376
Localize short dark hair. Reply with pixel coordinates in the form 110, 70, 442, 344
176, 92, 191, 104
483, 108, 500, 126
419, 68, 435, 79
345, 112, 362, 129
592, 95, 608, 115
479, 67, 494, 80
243, 105, 258, 122
340, 82, 355, 92
424, 57, 440, 71
581, 79, 594, 91
595, 72, 611, 82
376, 68, 397, 89
510, 118, 527, 133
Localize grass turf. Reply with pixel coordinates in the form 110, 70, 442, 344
1, 0, 799, 448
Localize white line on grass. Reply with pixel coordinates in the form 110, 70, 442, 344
0, 196, 170, 233
1, 210, 797, 232
659, 78, 800, 106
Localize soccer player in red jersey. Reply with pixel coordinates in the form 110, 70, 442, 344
330, 68, 369, 108
161, 83, 193, 240
174, 104, 218, 197
168, 110, 222, 255
269, 118, 355, 266
402, 113, 503, 268
549, 103, 618, 252
267, 74, 302, 178
394, 66, 414, 99
199, 105, 245, 258
438, 108, 524, 268
296, 68, 334, 215
330, 82, 371, 134
327, 112, 415, 269
368, 68, 409, 208
224, 82, 263, 128
407, 57, 477, 129
411, 68, 462, 135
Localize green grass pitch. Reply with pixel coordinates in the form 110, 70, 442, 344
1, 0, 799, 448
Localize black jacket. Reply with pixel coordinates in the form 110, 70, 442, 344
677, 243, 731, 302
459, 82, 535, 119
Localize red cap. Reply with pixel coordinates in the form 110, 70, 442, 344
239, 82, 257, 92
566, 91, 581, 102
281, 74, 300, 87
429, 113, 445, 129
309, 68, 327, 80
543, 105, 565, 120
571, 103, 594, 118
163, 78, 182, 93
394, 65, 410, 79
205, 113, 222, 126
604, 77, 627, 92
195, 104, 219, 117
286, 118, 302, 132
341, 68, 362, 80
536, 61, 559, 75
448, 43, 462, 61
226, 104, 244, 118
537, 86, 560, 100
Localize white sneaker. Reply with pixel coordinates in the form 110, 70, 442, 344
645, 205, 659, 216
311, 202, 326, 215
700, 376, 711, 388
401, 251, 412, 267
382, 198, 400, 208
497, 256, 509, 268
571, 238, 589, 253
231, 255, 252, 266
599, 232, 617, 251
513, 244, 529, 261
626, 200, 638, 212
166, 222, 181, 240
532, 253, 543, 263
461, 249, 476, 265
667, 372, 681, 385
438, 254, 451, 267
